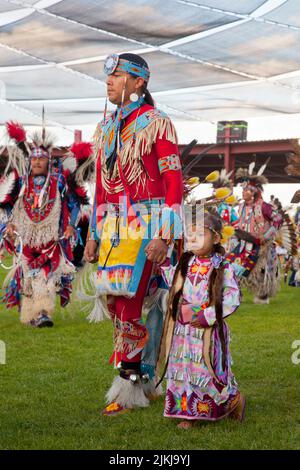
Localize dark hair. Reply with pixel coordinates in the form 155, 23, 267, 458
168, 211, 227, 370
118, 53, 155, 107
246, 184, 262, 202
141, 82, 155, 107
119, 52, 149, 70
187, 208, 223, 243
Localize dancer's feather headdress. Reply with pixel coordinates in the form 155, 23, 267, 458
5, 120, 93, 207
235, 160, 269, 191
5, 121, 54, 176
5, 121, 56, 208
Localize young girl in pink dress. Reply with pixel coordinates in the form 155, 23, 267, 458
159, 211, 245, 429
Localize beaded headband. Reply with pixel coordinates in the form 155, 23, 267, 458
30, 147, 50, 159
104, 54, 150, 82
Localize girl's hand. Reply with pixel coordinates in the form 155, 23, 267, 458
190, 318, 212, 329
190, 318, 202, 328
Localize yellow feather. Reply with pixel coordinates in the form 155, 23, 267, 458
215, 187, 231, 200
205, 171, 220, 183
225, 195, 237, 205
187, 176, 200, 186
222, 225, 235, 237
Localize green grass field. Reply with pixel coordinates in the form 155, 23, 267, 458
0, 278, 300, 450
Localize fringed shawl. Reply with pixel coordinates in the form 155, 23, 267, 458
11, 185, 61, 248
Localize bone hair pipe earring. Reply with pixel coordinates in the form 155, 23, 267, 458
103, 96, 108, 121
121, 75, 127, 106
117, 76, 128, 155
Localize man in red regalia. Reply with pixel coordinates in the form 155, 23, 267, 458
84, 53, 184, 415
1, 123, 92, 327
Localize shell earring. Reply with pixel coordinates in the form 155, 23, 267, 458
130, 92, 139, 102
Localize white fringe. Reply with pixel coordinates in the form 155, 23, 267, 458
6, 146, 27, 177
97, 269, 135, 297
80, 292, 110, 323
20, 270, 56, 322
106, 376, 149, 409
11, 188, 61, 248
76, 264, 111, 322
244, 242, 280, 298
17, 254, 75, 322
102, 116, 178, 195
3, 261, 21, 291
0, 208, 9, 224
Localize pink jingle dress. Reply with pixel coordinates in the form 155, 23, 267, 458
161, 253, 241, 421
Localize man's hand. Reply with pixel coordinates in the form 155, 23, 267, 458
145, 239, 168, 265
84, 239, 99, 264
64, 225, 76, 240
5, 223, 17, 240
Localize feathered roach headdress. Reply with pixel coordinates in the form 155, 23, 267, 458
5, 121, 94, 207
6, 120, 54, 167
5, 121, 56, 207
235, 160, 269, 193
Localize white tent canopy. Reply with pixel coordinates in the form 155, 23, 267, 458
1, 0, 300, 143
